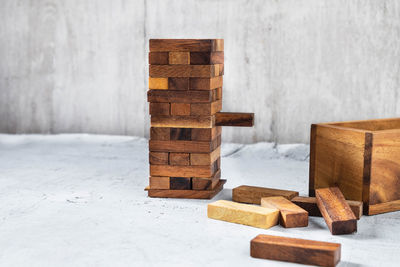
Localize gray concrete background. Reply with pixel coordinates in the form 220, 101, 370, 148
1, 0, 399, 143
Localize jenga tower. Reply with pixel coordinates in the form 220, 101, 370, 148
146, 39, 254, 199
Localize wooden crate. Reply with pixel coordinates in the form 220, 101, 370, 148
309, 118, 400, 215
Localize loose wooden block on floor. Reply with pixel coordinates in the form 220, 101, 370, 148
292, 196, 363, 219
232, 185, 299, 204
316, 187, 357, 235
250, 234, 341, 267
261, 197, 308, 228
208, 200, 279, 229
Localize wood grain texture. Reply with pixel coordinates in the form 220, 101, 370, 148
149, 139, 219, 153
149, 152, 169, 165
170, 128, 191, 140
149, 65, 222, 78
148, 77, 168, 89
261, 197, 308, 228
191, 126, 221, 141
215, 112, 254, 127
151, 115, 215, 128
168, 52, 190, 65
316, 187, 357, 235
168, 77, 189, 90
291, 196, 363, 220
232, 185, 299, 205
190, 147, 220, 165
150, 39, 224, 52
192, 169, 221, 190
150, 163, 218, 178
149, 103, 170, 115
250, 234, 341, 267
208, 200, 279, 229
190, 76, 223, 90
170, 103, 190, 116
149, 176, 170, 189
191, 100, 222, 115
150, 127, 170, 141
146, 179, 225, 199
148, 90, 212, 103
170, 177, 191, 190
190, 52, 224, 65
169, 152, 190, 166
149, 52, 169, 65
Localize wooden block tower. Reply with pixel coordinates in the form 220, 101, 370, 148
145, 39, 254, 199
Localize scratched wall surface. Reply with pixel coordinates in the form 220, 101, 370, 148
1, 0, 400, 143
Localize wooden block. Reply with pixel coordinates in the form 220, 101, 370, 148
250, 234, 341, 267
191, 126, 221, 141
190, 52, 224, 65
169, 52, 190, 65
149, 65, 222, 78
215, 112, 254, 127
149, 176, 170, 189
232, 185, 299, 205
150, 127, 170, 140
168, 77, 189, 90
147, 90, 212, 103
207, 200, 279, 229
149, 77, 168, 89
170, 177, 191, 190
291, 196, 363, 220
190, 76, 223, 90
149, 139, 217, 153
192, 169, 221, 190
170, 103, 190, 116
149, 152, 169, 165
149, 103, 170, 115
170, 128, 191, 140
150, 39, 224, 52
190, 147, 221, 165
169, 152, 190, 166
261, 197, 308, 228
151, 115, 215, 128
216, 87, 222, 100
316, 187, 357, 235
149, 52, 169, 65
191, 100, 222, 115
150, 164, 217, 178
146, 179, 226, 199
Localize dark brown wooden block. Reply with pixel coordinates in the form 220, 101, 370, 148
149, 176, 170, 189
149, 103, 170, 115
191, 127, 221, 141
170, 128, 191, 140
316, 187, 357, 235
170, 103, 191, 116
150, 39, 224, 52
150, 127, 170, 141
232, 185, 299, 205
169, 52, 190, 65
168, 77, 189, 90
150, 164, 218, 178
149, 64, 222, 78
145, 179, 226, 199
170, 177, 191, 190
192, 169, 221, 190
149, 52, 169, 65
261, 197, 308, 228
191, 100, 222, 115
291, 196, 363, 220
149, 137, 220, 153
148, 90, 212, 103
169, 152, 190, 166
250, 234, 341, 267
190, 52, 224, 65
190, 76, 223, 90
149, 152, 169, 165
151, 115, 214, 128
215, 112, 254, 127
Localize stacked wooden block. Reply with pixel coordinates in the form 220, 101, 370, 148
147, 39, 226, 198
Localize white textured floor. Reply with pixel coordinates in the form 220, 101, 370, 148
0, 134, 399, 267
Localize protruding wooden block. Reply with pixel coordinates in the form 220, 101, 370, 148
190, 52, 224, 65
169, 52, 190, 65
169, 152, 190, 166
291, 196, 363, 220
261, 197, 308, 228
215, 112, 254, 127
191, 100, 222, 115
232, 185, 299, 205
150, 39, 224, 52
168, 77, 189, 90
192, 169, 221, 190
149, 152, 169, 165
150, 127, 170, 141
148, 90, 213, 103
149, 176, 170, 189
190, 147, 220, 166
151, 115, 215, 129
170, 103, 190, 116
250, 234, 341, 267
149, 77, 168, 89
316, 187, 357, 235
207, 200, 279, 229
170, 177, 191, 190
149, 52, 169, 65
190, 76, 223, 90
150, 164, 218, 178
149, 103, 170, 115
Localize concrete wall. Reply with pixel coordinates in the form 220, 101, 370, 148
1, 0, 399, 143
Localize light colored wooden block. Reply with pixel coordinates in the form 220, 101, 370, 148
149, 176, 170, 189
190, 147, 220, 165
261, 197, 308, 228
207, 200, 279, 229
232, 185, 299, 204
149, 77, 168, 89
169, 52, 190, 65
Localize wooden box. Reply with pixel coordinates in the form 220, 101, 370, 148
309, 118, 400, 215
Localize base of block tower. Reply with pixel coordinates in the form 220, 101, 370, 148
145, 179, 226, 199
